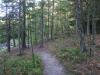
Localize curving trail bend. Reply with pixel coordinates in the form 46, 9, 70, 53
37, 51, 67, 75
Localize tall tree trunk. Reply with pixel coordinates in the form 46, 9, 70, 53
12, 24, 16, 47
21, 0, 26, 49
34, 2, 37, 44
47, 0, 50, 40
90, 0, 96, 57
87, 11, 90, 36
92, 0, 96, 46
30, 19, 34, 53
18, 0, 22, 55
7, 17, 11, 52
34, 16, 37, 44
75, 0, 86, 52
11, 5, 16, 47
51, 0, 54, 40
6, 4, 11, 52
27, 18, 30, 48
40, 0, 44, 47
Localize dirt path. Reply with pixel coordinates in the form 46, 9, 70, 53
37, 51, 65, 75
10, 45, 71, 75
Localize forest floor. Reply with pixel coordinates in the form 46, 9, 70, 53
10, 43, 71, 75
10, 34, 100, 75
35, 49, 69, 75
43, 34, 100, 75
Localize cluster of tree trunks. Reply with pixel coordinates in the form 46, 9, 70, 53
75, 0, 96, 56
4, 0, 27, 53
2, 0, 97, 55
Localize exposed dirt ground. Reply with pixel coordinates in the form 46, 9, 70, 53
9, 34, 100, 75
10, 45, 70, 75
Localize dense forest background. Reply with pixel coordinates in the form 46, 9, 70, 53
0, 0, 74, 50
0, 0, 100, 75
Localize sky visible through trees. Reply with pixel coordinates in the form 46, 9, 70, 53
0, 0, 99, 75
0, 0, 41, 17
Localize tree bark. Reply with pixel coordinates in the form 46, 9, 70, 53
6, 4, 11, 52
75, 0, 86, 52
21, 0, 26, 49
51, 0, 54, 40
40, 0, 45, 47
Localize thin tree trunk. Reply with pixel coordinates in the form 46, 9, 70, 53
34, 3, 37, 44
6, 4, 11, 52
7, 17, 11, 52
30, 19, 34, 54
21, 0, 26, 49
91, 0, 96, 57
47, 0, 50, 40
18, 0, 22, 55
51, 0, 54, 40
87, 11, 90, 36
92, 1, 96, 46
40, 0, 44, 47
27, 18, 30, 48
11, 5, 16, 47
75, 0, 86, 52
12, 24, 16, 47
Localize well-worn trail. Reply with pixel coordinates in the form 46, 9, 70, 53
37, 51, 66, 75
10, 45, 71, 75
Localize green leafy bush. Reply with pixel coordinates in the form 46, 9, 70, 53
0, 53, 43, 75
59, 48, 87, 63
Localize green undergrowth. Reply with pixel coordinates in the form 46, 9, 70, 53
57, 48, 89, 75
0, 52, 43, 75
59, 48, 88, 64
47, 38, 90, 75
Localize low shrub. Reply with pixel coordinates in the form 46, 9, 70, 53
0, 52, 43, 75
59, 48, 88, 63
